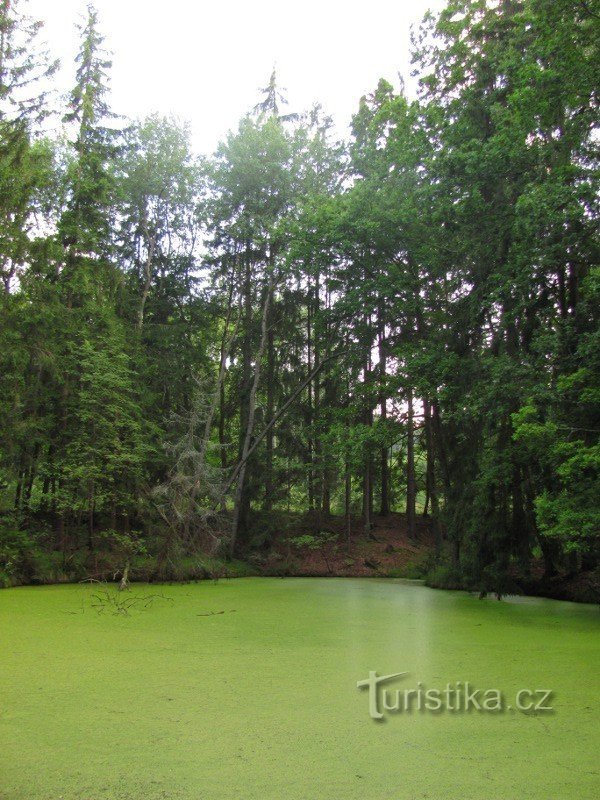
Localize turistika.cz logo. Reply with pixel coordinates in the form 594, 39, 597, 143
357, 671, 554, 720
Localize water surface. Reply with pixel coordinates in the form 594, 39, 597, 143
1, 578, 598, 799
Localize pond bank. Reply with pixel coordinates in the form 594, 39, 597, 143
2, 514, 597, 603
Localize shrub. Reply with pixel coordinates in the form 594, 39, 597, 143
425, 564, 464, 590
0, 526, 42, 585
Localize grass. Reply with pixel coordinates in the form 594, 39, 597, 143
0, 578, 599, 799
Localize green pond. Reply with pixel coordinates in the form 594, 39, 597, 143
0, 578, 598, 799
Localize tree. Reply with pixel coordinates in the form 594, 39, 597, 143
59, 317, 152, 550
60, 2, 117, 271
0, 0, 57, 292
410, 0, 599, 588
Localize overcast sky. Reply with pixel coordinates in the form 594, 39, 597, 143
28, 0, 445, 153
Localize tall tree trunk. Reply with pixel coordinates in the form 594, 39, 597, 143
306, 298, 314, 511
312, 272, 323, 531
406, 388, 417, 540
432, 402, 451, 497
39, 445, 54, 513
345, 457, 352, 542
221, 351, 342, 504
137, 222, 156, 331
201, 282, 238, 466
230, 276, 273, 556
264, 324, 275, 512
219, 379, 227, 470
87, 479, 95, 552
22, 463, 37, 515
240, 249, 253, 440
362, 466, 371, 534
511, 460, 528, 563
235, 248, 254, 534
321, 276, 333, 517
423, 398, 441, 550
423, 397, 433, 516
322, 470, 331, 517
56, 505, 66, 562
362, 314, 373, 533
378, 318, 389, 515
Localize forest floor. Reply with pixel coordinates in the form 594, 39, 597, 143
257, 512, 435, 578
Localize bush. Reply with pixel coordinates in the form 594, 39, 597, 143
425, 564, 465, 590
0, 526, 42, 586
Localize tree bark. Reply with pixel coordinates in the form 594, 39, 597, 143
406, 388, 417, 540
201, 282, 238, 466
345, 458, 352, 542
423, 398, 441, 550
306, 297, 314, 511
362, 314, 373, 533
264, 323, 275, 512
230, 275, 273, 555
313, 271, 323, 531
378, 319, 389, 515
87, 479, 95, 552
137, 219, 156, 331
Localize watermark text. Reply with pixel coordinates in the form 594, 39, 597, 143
357, 671, 554, 719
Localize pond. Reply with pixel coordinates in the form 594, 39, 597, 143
0, 578, 598, 799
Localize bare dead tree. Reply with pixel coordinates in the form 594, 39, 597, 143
152, 376, 230, 564
151, 271, 240, 564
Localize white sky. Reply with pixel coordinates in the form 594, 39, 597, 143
28, 0, 445, 153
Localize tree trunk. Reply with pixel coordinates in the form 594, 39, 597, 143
312, 272, 323, 531
363, 465, 371, 534
423, 398, 434, 516
362, 314, 373, 533
423, 398, 441, 550
202, 283, 238, 467
345, 460, 352, 542
87, 479, 95, 552
119, 560, 130, 591
230, 275, 273, 555
264, 323, 275, 512
137, 223, 156, 331
306, 298, 314, 511
432, 402, 451, 497
406, 388, 417, 540
220, 351, 345, 505
378, 312, 389, 515
219, 380, 227, 469
56, 511, 66, 561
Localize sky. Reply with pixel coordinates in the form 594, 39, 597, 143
28, 0, 445, 153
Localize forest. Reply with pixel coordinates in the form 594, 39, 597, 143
0, 0, 598, 597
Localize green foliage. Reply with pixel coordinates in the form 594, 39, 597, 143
425, 564, 465, 591
289, 530, 338, 551
288, 530, 339, 573
0, 0, 597, 590
0, 525, 41, 585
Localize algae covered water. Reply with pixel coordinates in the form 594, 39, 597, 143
0, 578, 598, 799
